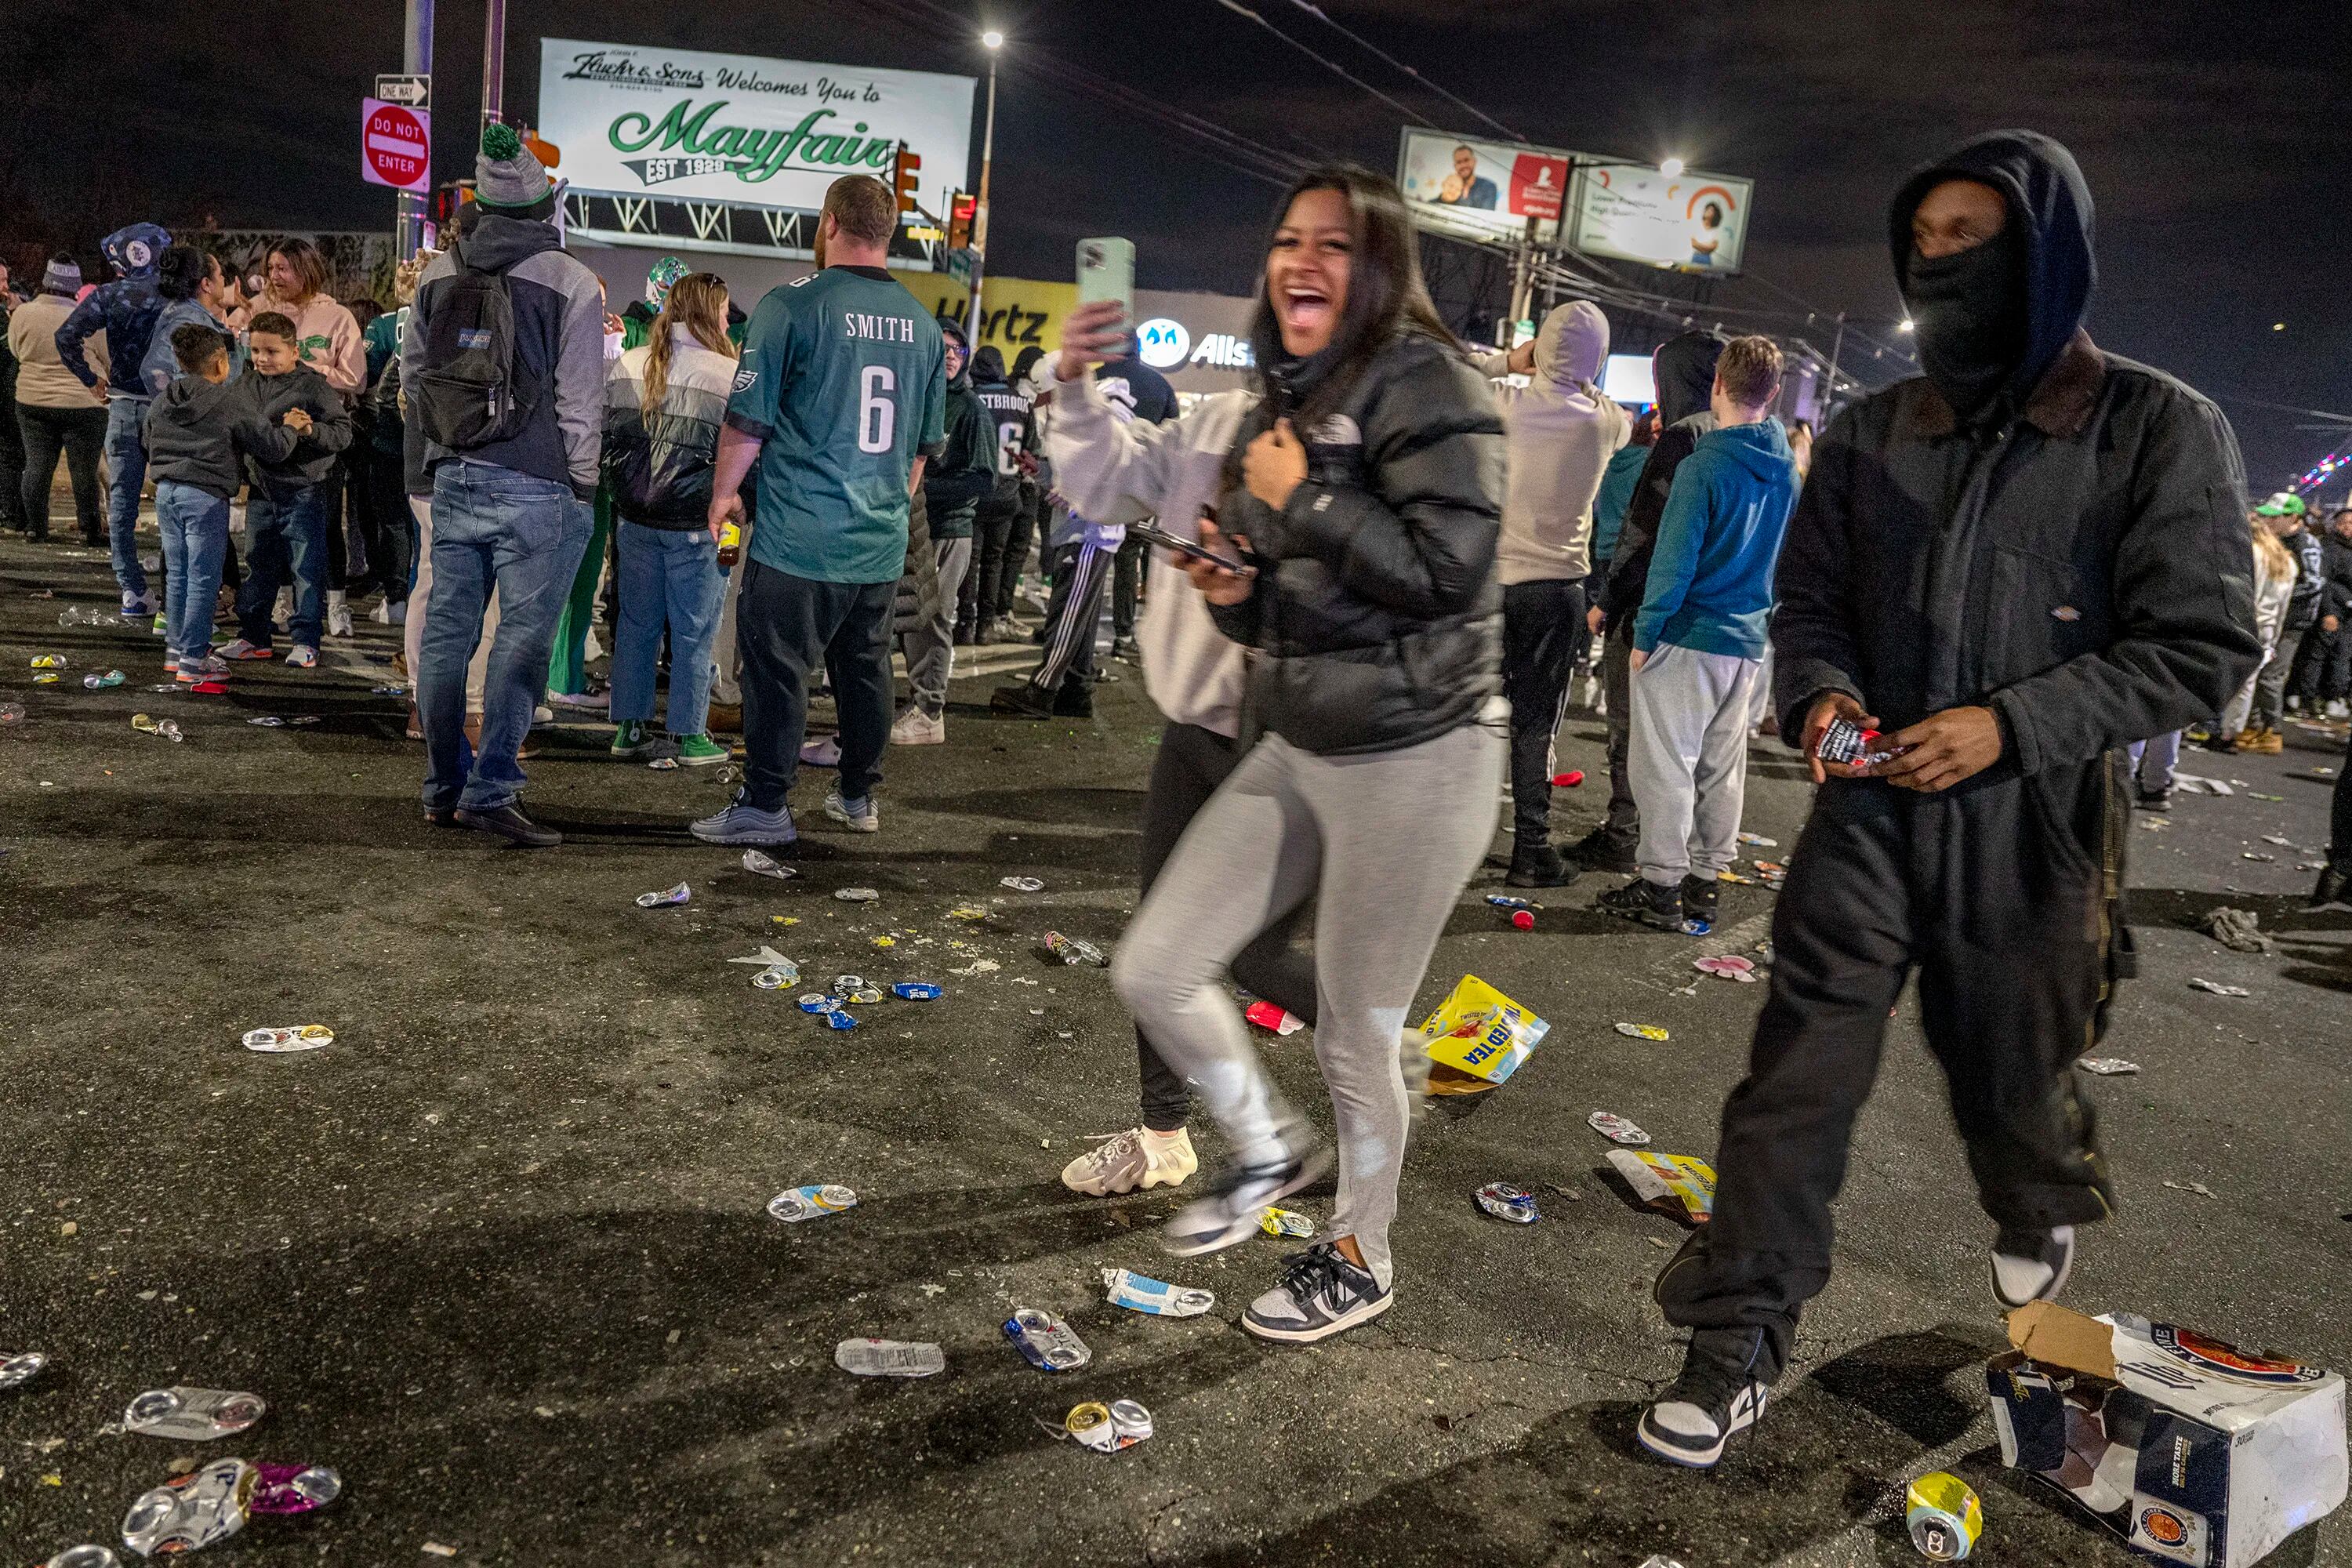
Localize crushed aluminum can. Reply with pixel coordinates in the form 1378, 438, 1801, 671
892, 982, 943, 1000
1904, 1471, 1984, 1561
130, 713, 183, 742
847, 988, 884, 1005
242, 1025, 333, 1053
752, 966, 796, 991
1636, 1559, 1690, 1568
797, 993, 842, 1014
83, 670, 126, 689
1258, 1206, 1315, 1239
1736, 831, 1778, 848
835, 887, 880, 902
1588, 1111, 1651, 1146
1062, 1397, 1154, 1453
1004, 1307, 1091, 1371
1102, 1268, 1214, 1317
250, 1462, 342, 1515
767, 1185, 857, 1222
245, 715, 318, 728
31, 654, 66, 669
1000, 876, 1045, 893
2, 1349, 48, 1388
2187, 978, 2249, 996
33, 672, 60, 684
2077, 1056, 2140, 1076
125, 1386, 266, 1441
1485, 894, 1535, 910
741, 848, 797, 880
370, 684, 408, 695
835, 1338, 946, 1377
635, 881, 691, 908
647, 757, 681, 771
1043, 931, 1106, 966
121, 1458, 254, 1557
822, 1009, 858, 1030
832, 975, 869, 995
948, 905, 991, 920
1614, 1022, 1670, 1040
1474, 1181, 1540, 1223
45, 1547, 121, 1568
1680, 916, 1712, 937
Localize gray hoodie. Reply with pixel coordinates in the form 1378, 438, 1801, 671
1472, 301, 1629, 585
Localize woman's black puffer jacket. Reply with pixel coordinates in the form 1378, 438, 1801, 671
1208, 329, 1506, 755
601, 333, 735, 528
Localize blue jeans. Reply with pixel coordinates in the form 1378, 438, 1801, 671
105, 395, 152, 605
154, 481, 229, 662
612, 521, 726, 737
236, 485, 330, 650
419, 462, 593, 813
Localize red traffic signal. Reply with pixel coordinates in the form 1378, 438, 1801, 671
947, 192, 976, 250
892, 144, 923, 214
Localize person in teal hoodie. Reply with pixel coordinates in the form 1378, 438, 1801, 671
1589, 405, 1657, 575
1599, 336, 1801, 933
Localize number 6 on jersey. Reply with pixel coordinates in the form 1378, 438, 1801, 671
859, 365, 896, 454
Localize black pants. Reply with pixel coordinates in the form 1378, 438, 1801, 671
1501, 576, 1588, 850
2329, 727, 2352, 871
17, 402, 107, 541
1655, 765, 2120, 1381
1599, 620, 1640, 845
737, 560, 894, 811
1111, 533, 1148, 641
0, 385, 23, 533
1028, 539, 1110, 695
1135, 721, 1321, 1129
358, 445, 416, 602
991, 485, 1041, 619
967, 495, 1017, 632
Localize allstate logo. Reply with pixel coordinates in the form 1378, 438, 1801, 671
1135, 318, 1190, 370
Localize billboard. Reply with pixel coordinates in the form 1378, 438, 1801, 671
1396, 128, 1580, 245
537, 39, 974, 219
1570, 163, 1753, 274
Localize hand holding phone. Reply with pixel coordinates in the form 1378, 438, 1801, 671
1076, 237, 1135, 358
1129, 519, 1246, 575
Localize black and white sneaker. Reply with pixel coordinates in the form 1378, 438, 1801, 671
1989, 1224, 2075, 1308
1638, 1332, 1773, 1468
1679, 873, 1722, 926
1598, 875, 1684, 931
1160, 1138, 1331, 1258
1243, 1241, 1393, 1342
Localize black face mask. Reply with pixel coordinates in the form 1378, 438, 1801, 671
1904, 225, 2026, 422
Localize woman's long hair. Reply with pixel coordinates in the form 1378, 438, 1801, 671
1245, 164, 1454, 426
267, 238, 331, 305
2252, 513, 2296, 588
642, 271, 735, 416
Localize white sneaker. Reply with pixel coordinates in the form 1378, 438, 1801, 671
533, 704, 554, 724
583, 629, 605, 663
368, 596, 391, 624
285, 644, 318, 669
800, 734, 842, 769
2331, 700, 2350, 720
1060, 1127, 1198, 1196
1989, 1225, 2076, 1308
549, 687, 611, 712
824, 786, 880, 833
325, 590, 352, 637
889, 708, 946, 746
215, 638, 273, 661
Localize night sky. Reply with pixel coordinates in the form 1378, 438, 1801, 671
9, 0, 2348, 492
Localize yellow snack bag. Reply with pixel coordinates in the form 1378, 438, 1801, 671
1418, 975, 1548, 1085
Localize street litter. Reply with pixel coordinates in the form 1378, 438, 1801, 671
1486, 894, 1535, 909
1636, 1559, 1689, 1568
835, 887, 880, 902
1693, 953, 1759, 982
1614, 1022, 1671, 1040
1043, 931, 1107, 966
892, 982, 943, 1000
1753, 859, 1788, 886
834, 1339, 946, 1377
847, 987, 884, 1004
43, 1547, 118, 1568
1004, 1308, 1091, 1371
129, 713, 183, 742
948, 905, 990, 920
58, 606, 122, 626
2, 1350, 46, 1388
2250, 792, 2285, 801
635, 882, 690, 909
648, 757, 680, 770
821, 1010, 858, 1030
1990, 1300, 2347, 1566
34, 671, 59, 684
1051, 1399, 1154, 1454
950, 957, 1000, 977
2205, 906, 2274, 953
1737, 831, 1778, 847
767, 1185, 857, 1222
2241, 851, 2277, 862
1474, 1181, 1540, 1223
1588, 1111, 1651, 1145
2164, 1178, 2219, 1200
1552, 769, 1584, 787
729, 946, 798, 970
1607, 1150, 1716, 1224
1904, 1471, 1984, 1561
122, 1457, 254, 1557
241, 1025, 332, 1053
82, 670, 125, 689
740, 848, 796, 880
368, 684, 407, 696
245, 716, 319, 728
2188, 978, 2250, 996
31, 653, 66, 668
797, 993, 843, 1013
1418, 975, 1548, 1094
2263, 834, 2299, 848
1102, 1268, 1215, 1316
2173, 772, 2234, 796
832, 975, 869, 994
125, 1387, 266, 1440
1245, 1000, 1305, 1035
0, 702, 24, 724
753, 966, 798, 991
1000, 877, 1045, 892
1258, 1206, 1315, 1238
2077, 1057, 2141, 1076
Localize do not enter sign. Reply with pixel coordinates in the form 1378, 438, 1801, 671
361, 99, 431, 192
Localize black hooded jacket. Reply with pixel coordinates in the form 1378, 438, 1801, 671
1599, 331, 1723, 618
1773, 130, 2259, 793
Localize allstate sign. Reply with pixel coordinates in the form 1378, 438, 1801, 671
1136, 318, 1190, 370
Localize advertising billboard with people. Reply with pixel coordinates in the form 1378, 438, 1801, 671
1396, 128, 1581, 245
1569, 162, 1755, 274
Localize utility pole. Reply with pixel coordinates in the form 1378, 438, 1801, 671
1827, 311, 1847, 394
1506, 212, 1538, 339
965, 32, 1003, 343
397, 0, 434, 260
481, 0, 506, 125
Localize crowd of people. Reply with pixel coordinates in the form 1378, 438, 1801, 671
5, 118, 2331, 1471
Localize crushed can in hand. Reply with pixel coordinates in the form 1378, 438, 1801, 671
1904, 1471, 1983, 1560
1004, 1308, 1092, 1371
836, 1338, 946, 1377
1102, 1268, 1215, 1317
124, 1386, 266, 1440
768, 1185, 857, 1222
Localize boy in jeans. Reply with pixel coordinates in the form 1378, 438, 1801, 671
215, 312, 350, 670
1599, 336, 1802, 931
142, 323, 311, 684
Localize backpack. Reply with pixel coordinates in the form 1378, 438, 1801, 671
412, 241, 533, 449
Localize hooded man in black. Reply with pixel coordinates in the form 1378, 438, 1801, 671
1635, 131, 2259, 1472
1577, 330, 1723, 873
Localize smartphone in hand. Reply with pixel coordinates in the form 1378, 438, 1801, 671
1076, 238, 1135, 357
1129, 519, 1247, 575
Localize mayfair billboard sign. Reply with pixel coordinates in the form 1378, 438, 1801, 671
537, 38, 975, 212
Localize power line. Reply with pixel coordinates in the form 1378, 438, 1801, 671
1273, 0, 1523, 140
1198, 0, 1428, 127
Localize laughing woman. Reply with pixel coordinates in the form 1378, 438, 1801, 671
1051, 165, 1506, 1343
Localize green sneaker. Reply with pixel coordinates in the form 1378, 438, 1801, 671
611, 720, 655, 759
675, 733, 732, 767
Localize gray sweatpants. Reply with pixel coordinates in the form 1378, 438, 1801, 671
1628, 641, 1761, 887
902, 535, 972, 718
1110, 722, 1504, 1289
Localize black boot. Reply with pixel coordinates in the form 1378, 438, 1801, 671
1565, 823, 1639, 875
1597, 874, 1683, 931
1506, 841, 1573, 888
2310, 862, 2350, 909
1679, 873, 1721, 926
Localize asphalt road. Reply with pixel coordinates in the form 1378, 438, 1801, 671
2, 531, 2347, 1567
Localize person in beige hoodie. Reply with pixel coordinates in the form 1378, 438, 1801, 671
1470, 299, 1629, 884
257, 238, 365, 633
10, 256, 111, 543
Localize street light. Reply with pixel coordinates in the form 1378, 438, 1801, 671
1659, 156, 1685, 178
966, 29, 1003, 342
982, 28, 1004, 49
1896, 317, 1915, 332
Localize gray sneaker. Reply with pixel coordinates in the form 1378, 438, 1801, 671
690, 797, 797, 847
824, 786, 880, 833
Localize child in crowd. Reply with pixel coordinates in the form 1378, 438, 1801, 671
214, 312, 351, 669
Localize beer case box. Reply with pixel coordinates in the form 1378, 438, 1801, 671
1987, 1301, 2347, 1566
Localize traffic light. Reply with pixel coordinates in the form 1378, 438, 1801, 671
429, 180, 474, 228
892, 143, 923, 214
947, 192, 976, 250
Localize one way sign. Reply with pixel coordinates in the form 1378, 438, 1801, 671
375, 74, 430, 109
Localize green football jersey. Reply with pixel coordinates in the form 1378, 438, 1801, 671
727, 266, 947, 584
